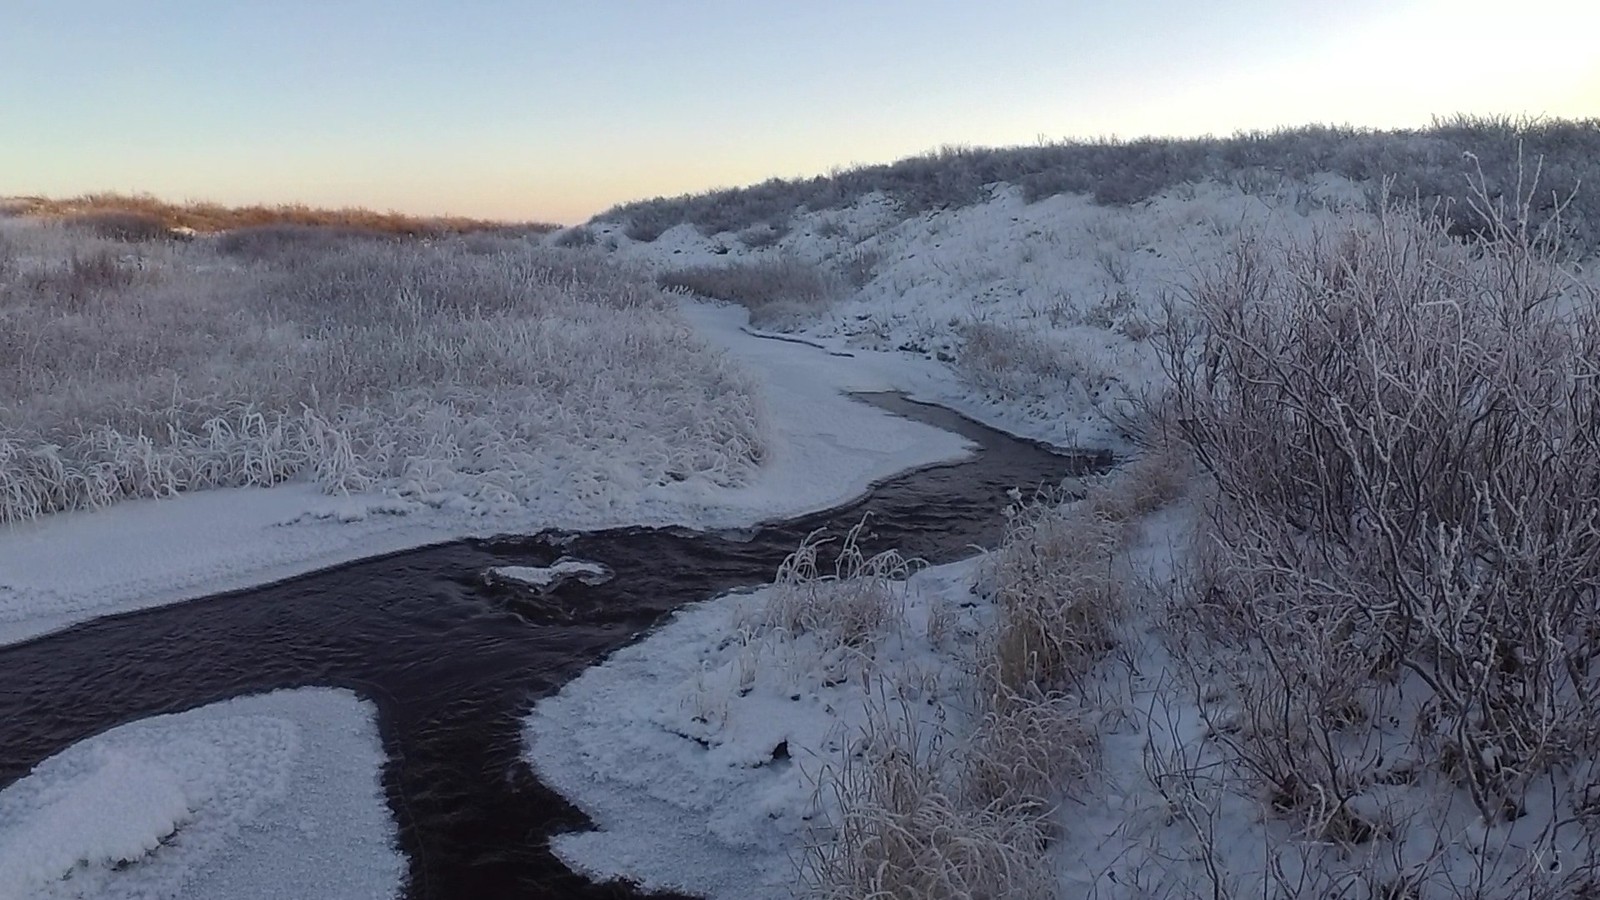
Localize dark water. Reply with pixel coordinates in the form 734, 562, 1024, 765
0, 395, 1107, 900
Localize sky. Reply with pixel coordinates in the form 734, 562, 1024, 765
2, 0, 1596, 224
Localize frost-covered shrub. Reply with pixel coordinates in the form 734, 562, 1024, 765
1161, 176, 1600, 848
551, 225, 597, 248
736, 222, 787, 249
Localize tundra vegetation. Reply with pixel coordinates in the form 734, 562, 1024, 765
1145, 174, 1600, 896
0, 212, 765, 524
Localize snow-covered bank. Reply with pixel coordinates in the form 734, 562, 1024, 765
522, 465, 1175, 899
0, 689, 400, 900
0, 300, 969, 648
525, 548, 984, 898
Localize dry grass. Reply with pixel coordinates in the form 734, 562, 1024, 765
955, 322, 1074, 402
801, 467, 1172, 900
962, 686, 1094, 815
657, 256, 839, 330
763, 518, 916, 651
804, 687, 1060, 900
986, 488, 1124, 696
0, 219, 764, 522
7, 192, 554, 238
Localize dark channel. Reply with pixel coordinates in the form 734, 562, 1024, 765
0, 394, 1109, 899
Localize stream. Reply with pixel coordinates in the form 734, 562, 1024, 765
0, 394, 1107, 899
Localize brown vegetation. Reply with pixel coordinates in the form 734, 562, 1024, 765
5, 192, 555, 239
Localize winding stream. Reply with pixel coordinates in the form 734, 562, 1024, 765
0, 395, 1107, 899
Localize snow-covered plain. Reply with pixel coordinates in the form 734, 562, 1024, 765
0, 689, 400, 900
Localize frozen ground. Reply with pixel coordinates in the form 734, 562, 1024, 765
0, 689, 400, 900
0, 300, 969, 648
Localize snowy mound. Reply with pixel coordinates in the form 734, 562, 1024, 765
0, 689, 401, 900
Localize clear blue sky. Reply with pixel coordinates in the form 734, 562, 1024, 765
3, 0, 1595, 223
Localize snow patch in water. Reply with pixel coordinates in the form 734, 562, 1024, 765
487, 558, 613, 590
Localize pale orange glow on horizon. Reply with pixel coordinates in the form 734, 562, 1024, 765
5, 0, 1595, 225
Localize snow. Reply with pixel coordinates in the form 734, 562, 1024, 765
525, 558, 984, 898
521, 173, 1600, 895
519, 484, 1250, 899
2, 753, 192, 887
0, 688, 400, 900
0, 176, 1374, 648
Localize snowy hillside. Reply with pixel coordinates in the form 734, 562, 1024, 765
561, 174, 1376, 451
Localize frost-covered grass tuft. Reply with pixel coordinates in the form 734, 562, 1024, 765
986, 488, 1123, 695
803, 687, 1059, 900
763, 518, 915, 650
955, 322, 1077, 403
0, 220, 766, 523
801, 477, 1153, 899
961, 686, 1094, 816
657, 256, 839, 330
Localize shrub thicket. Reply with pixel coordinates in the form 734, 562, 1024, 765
1156, 175, 1600, 890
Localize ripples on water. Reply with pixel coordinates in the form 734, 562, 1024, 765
0, 395, 1108, 899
